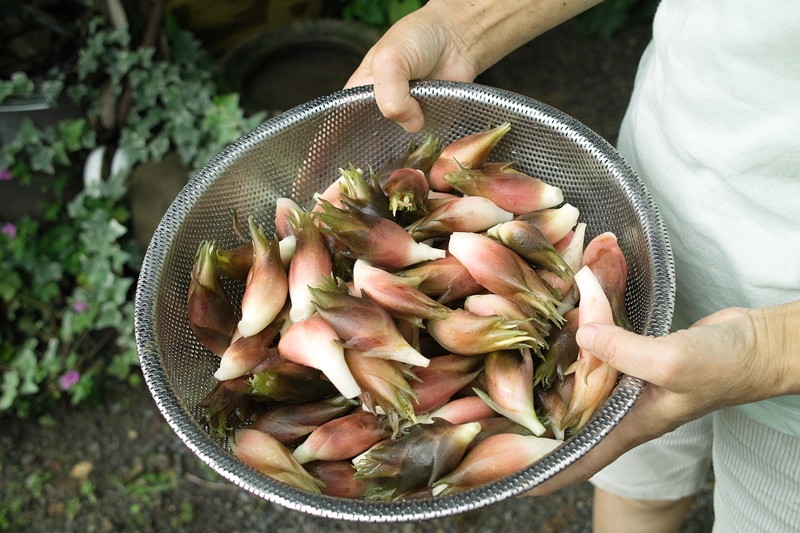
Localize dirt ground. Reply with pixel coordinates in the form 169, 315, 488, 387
0, 17, 716, 533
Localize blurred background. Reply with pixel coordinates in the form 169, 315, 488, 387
0, 1, 713, 531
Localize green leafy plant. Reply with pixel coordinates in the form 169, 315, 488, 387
0, 110, 138, 417
576, 0, 659, 39
0, 13, 264, 419
0, 71, 63, 107
341, 0, 424, 32
340, 0, 655, 38
68, 15, 264, 173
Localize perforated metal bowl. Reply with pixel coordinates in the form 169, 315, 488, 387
134, 81, 674, 522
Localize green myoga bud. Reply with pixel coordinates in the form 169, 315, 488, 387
353, 419, 482, 500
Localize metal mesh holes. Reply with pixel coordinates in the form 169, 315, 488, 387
134, 81, 675, 522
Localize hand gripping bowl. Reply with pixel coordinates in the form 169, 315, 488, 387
134, 81, 674, 522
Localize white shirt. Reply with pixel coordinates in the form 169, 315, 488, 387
616, 0, 800, 437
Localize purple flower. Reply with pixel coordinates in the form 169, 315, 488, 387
0, 169, 11, 181
73, 300, 88, 313
1, 222, 16, 239
59, 370, 80, 390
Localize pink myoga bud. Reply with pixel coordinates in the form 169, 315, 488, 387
410, 354, 484, 414
277, 314, 361, 399
383, 168, 429, 215
352, 259, 451, 326
187, 241, 236, 356
310, 276, 430, 367
474, 349, 547, 436
406, 196, 513, 242
345, 351, 418, 435
275, 197, 303, 239
395, 253, 483, 304
432, 433, 561, 496
581, 232, 631, 330
444, 165, 564, 215
427, 309, 543, 356
292, 410, 393, 464
487, 220, 572, 282
515, 203, 581, 244
428, 122, 511, 192
249, 395, 358, 446
304, 460, 382, 499
337, 164, 393, 220
560, 265, 620, 433
418, 395, 498, 425
230, 428, 324, 494
353, 419, 482, 499
287, 210, 334, 323
237, 218, 289, 338
464, 293, 548, 349
215, 313, 285, 381
314, 200, 446, 269
447, 231, 563, 325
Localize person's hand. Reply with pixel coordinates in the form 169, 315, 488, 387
525, 301, 800, 496
345, 0, 604, 133
344, 3, 484, 133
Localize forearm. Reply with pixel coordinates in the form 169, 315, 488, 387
346, 0, 603, 131
750, 299, 800, 396
423, 0, 603, 74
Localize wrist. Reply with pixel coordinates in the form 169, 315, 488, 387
749, 301, 800, 396
423, 0, 603, 74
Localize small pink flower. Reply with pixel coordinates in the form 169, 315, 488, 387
0, 169, 11, 181
59, 370, 80, 390
1, 222, 16, 239
73, 300, 88, 313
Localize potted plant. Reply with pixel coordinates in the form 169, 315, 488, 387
0, 1, 263, 418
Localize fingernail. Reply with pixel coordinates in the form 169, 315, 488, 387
575, 323, 599, 350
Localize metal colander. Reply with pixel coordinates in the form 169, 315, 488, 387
134, 81, 674, 522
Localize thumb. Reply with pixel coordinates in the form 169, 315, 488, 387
575, 323, 666, 383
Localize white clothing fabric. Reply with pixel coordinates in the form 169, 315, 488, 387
616, 0, 800, 436
591, 416, 713, 500
592, 409, 800, 532
591, 0, 800, 528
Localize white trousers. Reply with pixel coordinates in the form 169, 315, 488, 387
590, 408, 800, 532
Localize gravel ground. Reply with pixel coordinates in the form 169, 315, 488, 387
1, 17, 716, 533
0, 383, 714, 533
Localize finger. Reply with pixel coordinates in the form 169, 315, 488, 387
375, 80, 424, 133
523, 388, 669, 497
576, 323, 676, 385
371, 49, 425, 133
